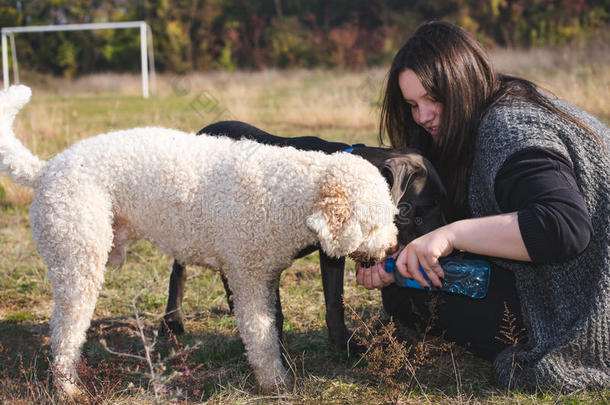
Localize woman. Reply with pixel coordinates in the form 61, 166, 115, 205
356, 21, 609, 391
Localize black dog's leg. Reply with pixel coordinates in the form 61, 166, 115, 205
160, 261, 187, 335
274, 281, 288, 367
274, 286, 284, 342
319, 252, 351, 350
221, 274, 235, 313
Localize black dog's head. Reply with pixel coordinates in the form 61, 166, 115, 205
377, 149, 447, 245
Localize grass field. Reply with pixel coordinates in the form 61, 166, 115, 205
0, 39, 609, 404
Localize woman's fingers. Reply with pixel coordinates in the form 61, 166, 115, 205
420, 264, 443, 288
356, 263, 364, 285
377, 263, 396, 285
356, 262, 374, 289
405, 249, 430, 288
418, 256, 444, 288
396, 244, 447, 288
429, 257, 445, 279
356, 263, 372, 288
356, 262, 395, 289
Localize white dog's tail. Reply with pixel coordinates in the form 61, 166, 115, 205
0, 85, 46, 188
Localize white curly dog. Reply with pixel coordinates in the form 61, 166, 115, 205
0, 85, 398, 398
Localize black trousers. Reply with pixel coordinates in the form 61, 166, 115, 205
199, 120, 527, 362
382, 260, 525, 361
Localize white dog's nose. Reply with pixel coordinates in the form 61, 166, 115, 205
385, 244, 399, 256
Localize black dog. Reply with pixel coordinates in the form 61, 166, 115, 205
160, 121, 446, 352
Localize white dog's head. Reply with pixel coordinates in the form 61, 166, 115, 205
306, 155, 398, 262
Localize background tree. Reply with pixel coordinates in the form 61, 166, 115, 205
0, 0, 607, 75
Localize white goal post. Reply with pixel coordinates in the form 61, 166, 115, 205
2, 21, 156, 98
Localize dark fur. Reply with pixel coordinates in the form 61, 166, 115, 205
160, 122, 446, 353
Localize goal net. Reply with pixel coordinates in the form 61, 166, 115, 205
1, 21, 156, 98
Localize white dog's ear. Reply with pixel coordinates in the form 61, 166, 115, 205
306, 182, 363, 258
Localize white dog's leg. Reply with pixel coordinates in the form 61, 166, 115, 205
30, 193, 113, 400
228, 272, 290, 393
49, 268, 103, 399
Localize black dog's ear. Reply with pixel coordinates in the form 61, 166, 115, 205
379, 155, 425, 205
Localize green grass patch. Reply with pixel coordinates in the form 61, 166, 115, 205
2, 312, 37, 323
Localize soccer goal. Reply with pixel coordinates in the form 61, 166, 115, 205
1, 21, 156, 98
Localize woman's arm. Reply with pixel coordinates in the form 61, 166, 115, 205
355, 212, 530, 289
394, 212, 530, 288
446, 213, 531, 260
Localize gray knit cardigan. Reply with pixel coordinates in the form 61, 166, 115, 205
469, 98, 610, 391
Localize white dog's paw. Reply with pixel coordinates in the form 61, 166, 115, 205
258, 367, 292, 394
55, 377, 88, 403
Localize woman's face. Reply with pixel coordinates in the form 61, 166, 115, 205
398, 69, 443, 140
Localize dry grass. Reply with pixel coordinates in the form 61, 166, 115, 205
491, 32, 610, 122
0, 39, 608, 403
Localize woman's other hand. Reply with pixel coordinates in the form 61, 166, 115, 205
356, 261, 396, 289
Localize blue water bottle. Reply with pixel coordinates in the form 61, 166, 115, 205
384, 256, 490, 299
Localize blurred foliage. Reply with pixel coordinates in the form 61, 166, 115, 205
0, 0, 608, 75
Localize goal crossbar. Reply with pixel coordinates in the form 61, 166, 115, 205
2, 21, 156, 98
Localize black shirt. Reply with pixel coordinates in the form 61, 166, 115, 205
495, 147, 593, 263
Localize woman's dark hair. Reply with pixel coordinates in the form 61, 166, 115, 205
379, 21, 598, 221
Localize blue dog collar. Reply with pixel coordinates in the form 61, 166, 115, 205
344, 143, 365, 153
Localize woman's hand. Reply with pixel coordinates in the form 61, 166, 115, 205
395, 213, 532, 287
395, 225, 456, 288
356, 261, 396, 289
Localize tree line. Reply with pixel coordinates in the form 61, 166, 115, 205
0, 0, 607, 76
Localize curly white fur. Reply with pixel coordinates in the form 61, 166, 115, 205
0, 85, 398, 397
